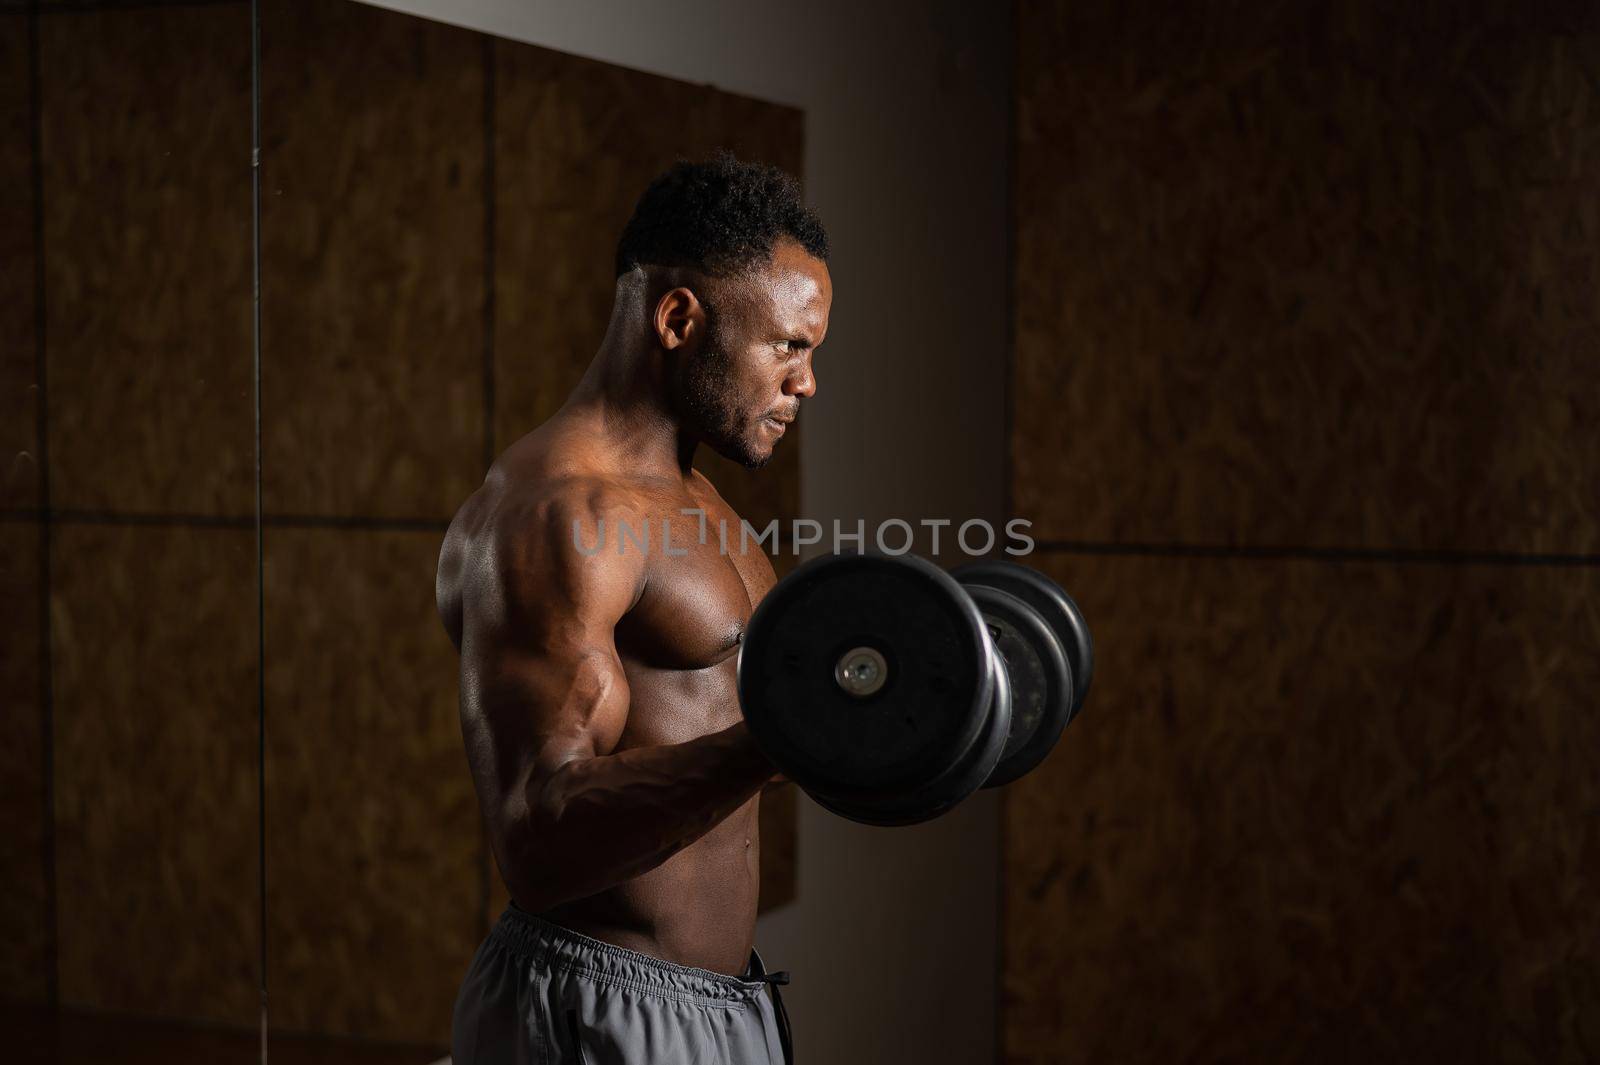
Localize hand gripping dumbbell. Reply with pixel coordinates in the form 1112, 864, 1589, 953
736, 552, 1093, 826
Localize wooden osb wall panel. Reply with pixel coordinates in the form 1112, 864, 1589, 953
0, 522, 48, 1004
51, 524, 258, 1024
6, 1004, 259, 1065
263, 527, 480, 1044
1013, 2, 1600, 554
492, 39, 806, 912
39, 6, 253, 516
1, 15, 37, 511
260, 0, 485, 522
1003, 552, 1599, 1063
0, 19, 48, 1006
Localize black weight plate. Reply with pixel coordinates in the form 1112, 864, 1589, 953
953, 561, 1093, 720
962, 585, 1072, 788
809, 649, 1013, 826
738, 552, 993, 802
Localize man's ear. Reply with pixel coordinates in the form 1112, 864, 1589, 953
653, 286, 706, 351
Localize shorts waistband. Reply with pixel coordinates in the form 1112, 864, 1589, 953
491, 904, 770, 1005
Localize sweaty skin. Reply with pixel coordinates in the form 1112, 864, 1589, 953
437, 240, 831, 976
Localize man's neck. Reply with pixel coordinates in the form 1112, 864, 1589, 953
565, 345, 698, 480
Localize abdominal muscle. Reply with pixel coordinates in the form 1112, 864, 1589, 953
535, 794, 763, 976
529, 654, 764, 977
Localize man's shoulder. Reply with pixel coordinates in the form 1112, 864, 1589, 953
442, 472, 643, 627
481, 471, 647, 557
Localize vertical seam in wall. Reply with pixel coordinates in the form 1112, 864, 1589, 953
27, 0, 59, 1012
250, 0, 267, 1057
478, 30, 496, 942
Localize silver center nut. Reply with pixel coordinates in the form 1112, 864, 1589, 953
835, 646, 888, 697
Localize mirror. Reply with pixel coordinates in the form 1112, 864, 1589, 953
1, 3, 812, 1060
2, 3, 261, 1062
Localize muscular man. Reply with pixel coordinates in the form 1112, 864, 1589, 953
438, 153, 830, 1064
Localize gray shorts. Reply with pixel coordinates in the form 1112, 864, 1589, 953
451, 904, 793, 1065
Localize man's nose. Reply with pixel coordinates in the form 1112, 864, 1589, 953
784, 356, 816, 399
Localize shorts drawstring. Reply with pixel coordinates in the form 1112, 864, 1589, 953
747, 951, 794, 1064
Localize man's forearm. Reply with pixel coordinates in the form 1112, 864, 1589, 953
504, 721, 775, 910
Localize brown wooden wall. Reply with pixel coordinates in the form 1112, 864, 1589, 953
3, 4, 261, 1029
1, 4, 48, 1012
1007, 2, 1600, 1062
3, 0, 804, 1052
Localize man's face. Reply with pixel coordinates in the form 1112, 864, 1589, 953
677, 241, 831, 469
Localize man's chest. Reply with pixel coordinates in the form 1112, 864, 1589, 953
611, 491, 777, 672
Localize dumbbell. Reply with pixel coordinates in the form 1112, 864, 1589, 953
736, 551, 1093, 826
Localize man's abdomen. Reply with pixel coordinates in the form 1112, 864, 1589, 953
538, 795, 762, 976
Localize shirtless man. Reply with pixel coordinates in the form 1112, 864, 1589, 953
438, 154, 830, 1064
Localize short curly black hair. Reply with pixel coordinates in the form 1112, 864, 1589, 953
614, 150, 829, 279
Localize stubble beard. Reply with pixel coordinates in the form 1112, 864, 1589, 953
679, 320, 771, 471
